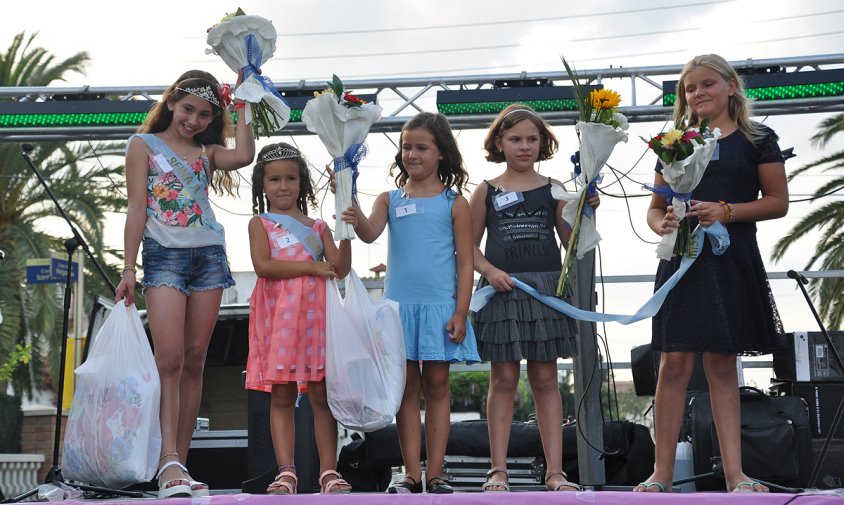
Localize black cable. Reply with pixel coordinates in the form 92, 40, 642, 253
87, 140, 127, 198
603, 163, 661, 245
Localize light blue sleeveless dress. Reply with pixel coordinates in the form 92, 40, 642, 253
384, 189, 480, 363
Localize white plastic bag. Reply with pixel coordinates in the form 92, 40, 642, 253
63, 302, 161, 488
325, 269, 405, 432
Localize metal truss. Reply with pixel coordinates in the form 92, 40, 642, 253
2, 53, 844, 142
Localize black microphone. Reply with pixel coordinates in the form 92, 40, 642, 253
787, 269, 808, 285
22, 143, 35, 153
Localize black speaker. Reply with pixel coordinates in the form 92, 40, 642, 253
774, 331, 844, 382
630, 343, 709, 396
244, 389, 320, 493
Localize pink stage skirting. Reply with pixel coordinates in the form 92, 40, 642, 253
97, 490, 843, 504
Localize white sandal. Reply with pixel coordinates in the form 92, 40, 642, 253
185, 472, 210, 497
157, 461, 192, 498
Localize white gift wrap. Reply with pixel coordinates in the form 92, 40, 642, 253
655, 128, 722, 260
557, 121, 628, 258
302, 92, 383, 240
206, 15, 276, 72
206, 15, 289, 131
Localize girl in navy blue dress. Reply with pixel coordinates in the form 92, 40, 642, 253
343, 112, 479, 494
637, 54, 788, 493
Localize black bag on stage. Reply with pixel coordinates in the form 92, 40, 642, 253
684, 386, 811, 490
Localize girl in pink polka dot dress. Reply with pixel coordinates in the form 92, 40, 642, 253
245, 143, 354, 494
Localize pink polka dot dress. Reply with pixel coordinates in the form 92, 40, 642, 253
246, 217, 328, 392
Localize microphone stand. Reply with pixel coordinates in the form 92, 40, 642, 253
4, 145, 141, 502
786, 270, 844, 489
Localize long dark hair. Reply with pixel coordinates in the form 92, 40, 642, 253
251, 143, 318, 215
140, 69, 237, 196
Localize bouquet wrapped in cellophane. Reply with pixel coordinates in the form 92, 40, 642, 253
206, 8, 290, 138
302, 75, 382, 240
642, 119, 721, 259
554, 58, 629, 296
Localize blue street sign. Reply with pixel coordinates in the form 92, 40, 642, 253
25, 256, 78, 284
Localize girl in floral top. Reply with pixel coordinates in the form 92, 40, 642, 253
115, 69, 255, 498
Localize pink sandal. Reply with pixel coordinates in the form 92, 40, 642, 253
319, 470, 351, 494
267, 470, 298, 495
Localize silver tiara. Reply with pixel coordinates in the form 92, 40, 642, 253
262, 146, 301, 162
176, 85, 221, 108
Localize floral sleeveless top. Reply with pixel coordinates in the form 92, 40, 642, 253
146, 147, 211, 229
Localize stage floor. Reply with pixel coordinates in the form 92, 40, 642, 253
92, 489, 844, 504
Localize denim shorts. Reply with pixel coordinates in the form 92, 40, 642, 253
141, 238, 235, 296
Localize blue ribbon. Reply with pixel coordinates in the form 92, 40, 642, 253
333, 143, 368, 197
581, 174, 603, 219
470, 222, 730, 324
644, 183, 693, 205
243, 34, 287, 103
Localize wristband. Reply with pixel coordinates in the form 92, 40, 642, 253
234, 101, 246, 110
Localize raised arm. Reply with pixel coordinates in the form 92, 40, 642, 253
322, 227, 352, 279
206, 71, 256, 171
349, 192, 390, 243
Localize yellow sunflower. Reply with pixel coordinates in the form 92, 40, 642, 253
590, 89, 621, 110
661, 129, 684, 147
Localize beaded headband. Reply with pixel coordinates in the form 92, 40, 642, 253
261, 146, 301, 162
176, 85, 221, 108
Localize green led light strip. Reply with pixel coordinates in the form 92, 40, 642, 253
0, 112, 149, 127
438, 98, 580, 116
663, 81, 844, 107
0, 110, 306, 128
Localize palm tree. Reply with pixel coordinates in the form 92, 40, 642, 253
772, 113, 844, 330
0, 32, 127, 405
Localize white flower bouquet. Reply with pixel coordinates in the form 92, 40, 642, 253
206, 8, 290, 138
302, 75, 382, 240
554, 58, 629, 296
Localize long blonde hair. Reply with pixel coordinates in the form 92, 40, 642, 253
674, 54, 763, 142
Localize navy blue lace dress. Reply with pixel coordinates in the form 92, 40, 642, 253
652, 124, 785, 355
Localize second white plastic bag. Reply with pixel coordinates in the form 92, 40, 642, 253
325, 269, 405, 432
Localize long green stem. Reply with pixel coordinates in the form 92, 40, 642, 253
556, 188, 589, 297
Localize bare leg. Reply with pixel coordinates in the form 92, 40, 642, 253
703, 353, 767, 492
395, 361, 423, 483
421, 362, 451, 480
308, 379, 351, 492
527, 360, 576, 490
269, 382, 298, 491
485, 361, 519, 490
145, 286, 189, 485
634, 352, 694, 492
175, 288, 223, 460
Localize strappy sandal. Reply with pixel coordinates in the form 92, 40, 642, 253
426, 476, 453, 494
387, 475, 423, 494
545, 470, 581, 492
482, 466, 510, 492
183, 471, 210, 497
319, 470, 352, 494
732, 481, 768, 493
633, 481, 667, 492
156, 461, 192, 498
267, 470, 298, 495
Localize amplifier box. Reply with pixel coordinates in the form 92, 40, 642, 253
770, 382, 844, 438
774, 331, 844, 382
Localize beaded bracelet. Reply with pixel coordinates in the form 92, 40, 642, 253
718, 201, 736, 224
122, 265, 137, 276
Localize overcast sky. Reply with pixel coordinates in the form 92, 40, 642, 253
5, 0, 844, 375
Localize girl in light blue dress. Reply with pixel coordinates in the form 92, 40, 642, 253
343, 112, 479, 494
